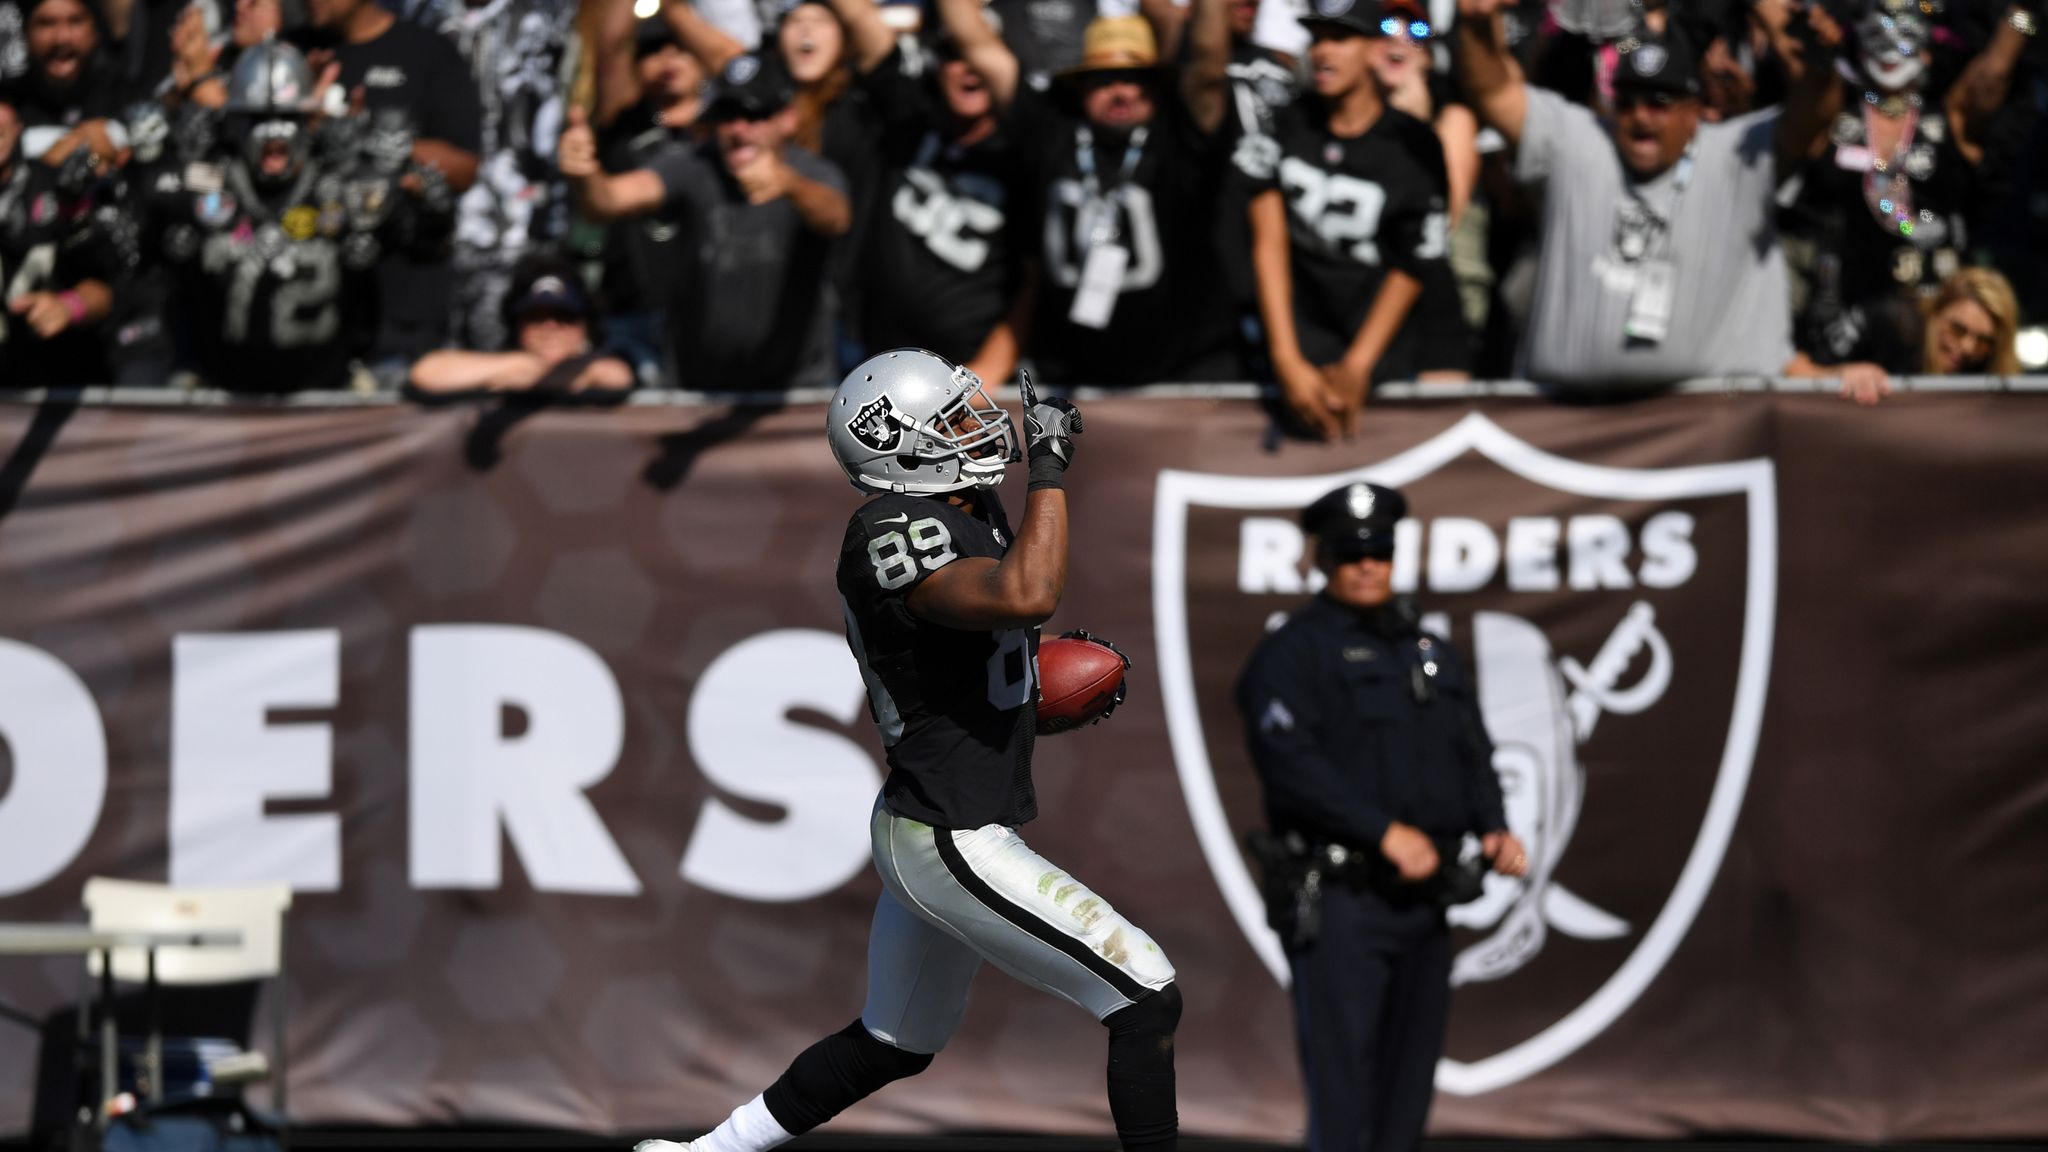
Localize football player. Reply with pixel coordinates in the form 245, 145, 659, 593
634, 349, 1185, 1152
132, 40, 451, 391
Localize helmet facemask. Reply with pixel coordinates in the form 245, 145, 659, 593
241, 116, 311, 186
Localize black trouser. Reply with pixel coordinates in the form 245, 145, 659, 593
1286, 884, 1450, 1152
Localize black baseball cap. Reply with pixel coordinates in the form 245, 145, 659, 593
1612, 28, 1702, 98
1303, 482, 1407, 561
1298, 0, 1390, 38
702, 52, 795, 123
511, 273, 589, 320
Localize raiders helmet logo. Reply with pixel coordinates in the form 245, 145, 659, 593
1315, 0, 1354, 16
726, 54, 761, 85
1631, 43, 1668, 77
846, 395, 903, 453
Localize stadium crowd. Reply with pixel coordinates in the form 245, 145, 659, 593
0, 0, 2041, 430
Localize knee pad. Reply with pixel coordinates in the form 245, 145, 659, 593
1106, 983, 1183, 1039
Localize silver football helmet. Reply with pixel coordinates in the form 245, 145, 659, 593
827, 348, 1019, 495
225, 40, 318, 117
225, 41, 319, 185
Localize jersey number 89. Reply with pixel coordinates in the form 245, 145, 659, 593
869, 517, 959, 590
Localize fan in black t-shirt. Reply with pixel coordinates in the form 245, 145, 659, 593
822, 0, 1028, 375
293, 0, 482, 366
936, 0, 1241, 387
1242, 0, 1467, 439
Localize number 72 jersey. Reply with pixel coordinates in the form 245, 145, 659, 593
835, 490, 1040, 831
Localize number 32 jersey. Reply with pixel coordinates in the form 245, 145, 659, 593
837, 490, 1039, 831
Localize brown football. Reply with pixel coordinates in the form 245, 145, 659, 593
1036, 634, 1129, 734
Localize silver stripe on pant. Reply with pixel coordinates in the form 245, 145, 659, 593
861, 798, 1178, 1054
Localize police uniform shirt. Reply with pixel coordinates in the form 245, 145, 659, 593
1008, 80, 1240, 385
0, 159, 116, 386
138, 150, 420, 391
1237, 596, 1505, 851
645, 139, 847, 390
837, 490, 1039, 830
852, 44, 1026, 365
1243, 99, 1461, 380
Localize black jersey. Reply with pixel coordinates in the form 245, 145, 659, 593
1244, 99, 1460, 381
136, 120, 444, 391
0, 159, 116, 386
853, 45, 1025, 365
1788, 98, 1974, 367
1011, 82, 1240, 385
837, 489, 1039, 830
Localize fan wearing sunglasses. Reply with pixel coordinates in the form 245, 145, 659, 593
1454, 0, 1847, 393
1242, 0, 1472, 440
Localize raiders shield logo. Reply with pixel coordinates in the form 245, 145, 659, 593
1152, 413, 1776, 1093
845, 395, 903, 453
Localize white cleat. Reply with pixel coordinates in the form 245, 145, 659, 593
633, 1141, 692, 1152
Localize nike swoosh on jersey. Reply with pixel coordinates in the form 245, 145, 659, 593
877, 513, 910, 524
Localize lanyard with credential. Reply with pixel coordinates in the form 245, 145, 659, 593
1628, 138, 1696, 263
1074, 123, 1149, 247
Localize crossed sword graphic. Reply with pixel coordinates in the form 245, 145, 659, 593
1450, 601, 1672, 986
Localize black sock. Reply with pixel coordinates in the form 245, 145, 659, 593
761, 1019, 934, 1135
1104, 985, 1182, 1151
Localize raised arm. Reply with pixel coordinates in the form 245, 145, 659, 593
559, 104, 670, 219
1181, 0, 1231, 134
1455, 0, 1528, 149
907, 394, 1082, 629
824, 0, 898, 74
1769, 0, 1844, 177
1946, 4, 2035, 167
663, 0, 747, 75
935, 0, 1019, 109
1140, 0, 1190, 64
595, 0, 645, 127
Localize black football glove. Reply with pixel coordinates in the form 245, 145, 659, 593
1021, 371, 1084, 491
1058, 629, 1130, 725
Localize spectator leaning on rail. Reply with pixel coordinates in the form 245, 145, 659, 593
409, 251, 634, 393
935, 0, 1241, 386
1242, 0, 1470, 442
1779, 0, 2034, 399
560, 51, 852, 391
1455, 0, 1844, 393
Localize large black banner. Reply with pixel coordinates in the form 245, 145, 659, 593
0, 394, 2042, 1142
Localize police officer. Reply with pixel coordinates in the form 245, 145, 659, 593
1235, 480, 1527, 1152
